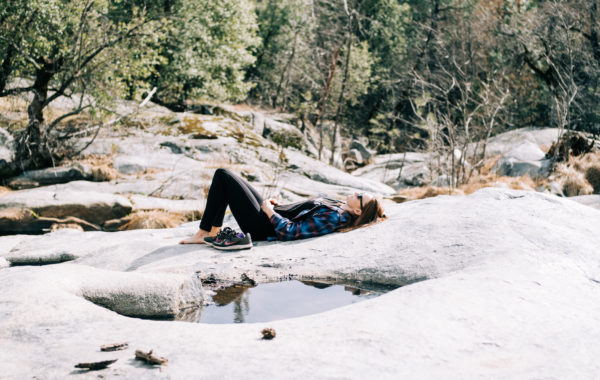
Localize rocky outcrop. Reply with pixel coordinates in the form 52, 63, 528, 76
493, 141, 552, 177
0, 187, 132, 233
284, 149, 396, 195
1, 188, 600, 378
482, 127, 561, 157
352, 128, 567, 188
262, 118, 304, 150
352, 152, 432, 189
80, 266, 204, 319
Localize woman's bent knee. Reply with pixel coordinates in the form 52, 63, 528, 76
214, 168, 232, 178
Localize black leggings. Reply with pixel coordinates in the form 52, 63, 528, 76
200, 168, 276, 241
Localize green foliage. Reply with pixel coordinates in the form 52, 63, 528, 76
151, 0, 260, 104
248, 0, 314, 107
0, 0, 164, 107
3, 0, 600, 169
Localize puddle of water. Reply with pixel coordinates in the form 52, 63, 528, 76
178, 280, 394, 324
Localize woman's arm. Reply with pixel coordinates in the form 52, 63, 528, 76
261, 199, 276, 219
262, 200, 343, 241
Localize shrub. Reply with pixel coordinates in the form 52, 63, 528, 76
585, 166, 600, 194
561, 170, 593, 196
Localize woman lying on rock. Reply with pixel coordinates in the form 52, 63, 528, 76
179, 168, 386, 250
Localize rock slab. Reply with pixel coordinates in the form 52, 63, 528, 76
0, 187, 132, 233
1, 188, 600, 379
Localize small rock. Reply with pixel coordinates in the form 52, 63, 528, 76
240, 273, 256, 286
349, 140, 373, 163
261, 328, 276, 340
160, 141, 185, 154
113, 156, 148, 174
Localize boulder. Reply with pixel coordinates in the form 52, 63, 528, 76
263, 119, 304, 150
494, 141, 551, 177
80, 266, 204, 319
343, 148, 364, 170
250, 111, 265, 136
349, 139, 373, 163
482, 127, 560, 157
7, 163, 92, 189
353, 152, 432, 190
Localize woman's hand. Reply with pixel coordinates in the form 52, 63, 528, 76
261, 198, 277, 218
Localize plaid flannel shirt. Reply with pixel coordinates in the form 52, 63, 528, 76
269, 205, 351, 241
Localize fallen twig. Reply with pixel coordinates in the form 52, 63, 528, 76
74, 359, 117, 370
135, 349, 168, 365
100, 342, 129, 352
27, 209, 102, 231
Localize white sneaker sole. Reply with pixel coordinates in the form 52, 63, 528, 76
212, 242, 253, 251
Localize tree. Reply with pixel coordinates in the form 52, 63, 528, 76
0, 0, 163, 176
150, 0, 260, 106
504, 0, 600, 154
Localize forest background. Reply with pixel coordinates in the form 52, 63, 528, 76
1, 0, 599, 178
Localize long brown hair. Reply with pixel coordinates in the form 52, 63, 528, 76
339, 197, 387, 232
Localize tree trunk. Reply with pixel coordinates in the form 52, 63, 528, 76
273, 31, 298, 109
0, 44, 16, 96
330, 35, 352, 166
15, 59, 59, 171
315, 47, 340, 160
589, 1, 600, 65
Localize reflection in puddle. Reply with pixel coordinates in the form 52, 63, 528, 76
178, 280, 394, 324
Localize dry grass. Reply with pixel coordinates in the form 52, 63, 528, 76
118, 210, 188, 231
562, 176, 593, 196
550, 152, 600, 196
397, 171, 542, 201
68, 155, 120, 181
0, 186, 11, 196
397, 186, 464, 200
50, 223, 84, 232
397, 151, 599, 201
479, 155, 502, 175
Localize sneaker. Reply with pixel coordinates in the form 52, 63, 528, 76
212, 232, 253, 251
204, 227, 237, 246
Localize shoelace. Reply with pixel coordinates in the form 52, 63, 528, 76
216, 227, 237, 240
